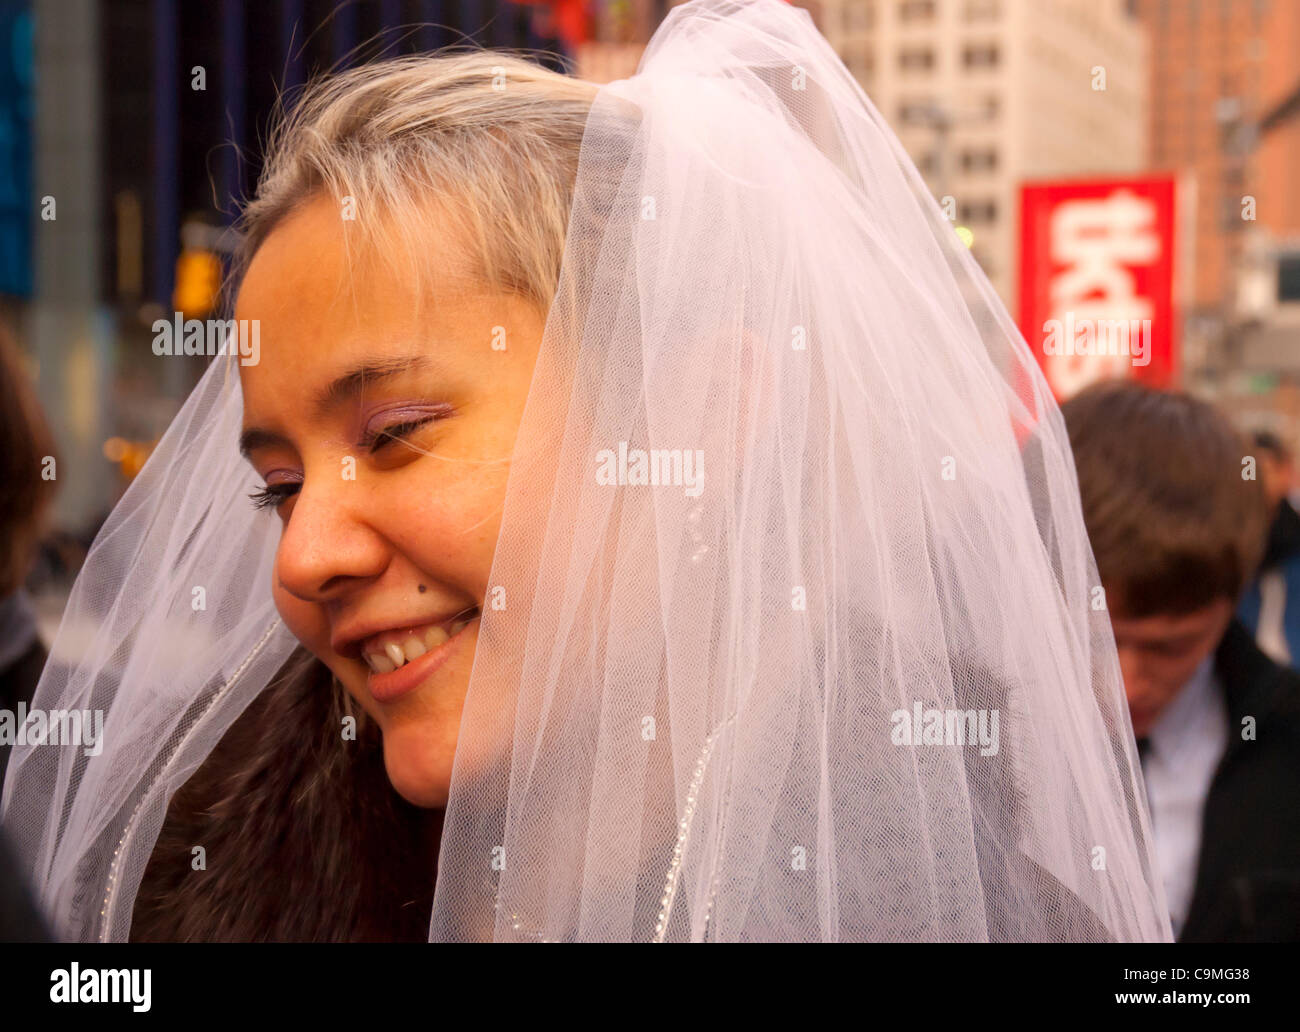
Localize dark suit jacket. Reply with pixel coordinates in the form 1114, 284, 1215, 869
0, 825, 50, 941
1179, 619, 1300, 941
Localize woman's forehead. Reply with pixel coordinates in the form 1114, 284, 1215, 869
235, 192, 482, 320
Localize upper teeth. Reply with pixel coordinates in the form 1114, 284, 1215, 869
362, 616, 473, 674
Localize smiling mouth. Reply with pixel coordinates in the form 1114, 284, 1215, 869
360, 607, 479, 674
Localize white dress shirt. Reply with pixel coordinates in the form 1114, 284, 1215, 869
1139, 656, 1229, 938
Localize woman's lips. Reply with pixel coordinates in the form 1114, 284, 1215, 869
364, 613, 478, 704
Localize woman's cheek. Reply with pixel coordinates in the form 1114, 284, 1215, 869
399, 475, 503, 568
272, 575, 332, 662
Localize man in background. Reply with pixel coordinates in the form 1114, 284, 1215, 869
1062, 381, 1300, 941
1239, 431, 1300, 667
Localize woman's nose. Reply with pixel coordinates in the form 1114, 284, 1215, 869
274, 477, 387, 602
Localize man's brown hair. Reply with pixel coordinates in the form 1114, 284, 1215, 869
1060, 380, 1269, 618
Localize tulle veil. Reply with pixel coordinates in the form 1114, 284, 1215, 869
1, 0, 1171, 941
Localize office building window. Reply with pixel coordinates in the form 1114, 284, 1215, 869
959, 199, 998, 222
959, 148, 998, 172
964, 0, 1000, 18
1278, 253, 1300, 303
899, 0, 936, 22
899, 47, 935, 71
962, 44, 1000, 68
897, 99, 935, 125
846, 44, 875, 79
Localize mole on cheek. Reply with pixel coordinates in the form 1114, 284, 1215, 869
418, 584, 427, 593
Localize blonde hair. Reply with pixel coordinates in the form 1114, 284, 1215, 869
235, 50, 600, 312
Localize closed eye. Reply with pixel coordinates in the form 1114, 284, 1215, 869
248, 412, 444, 514
358, 415, 438, 454
248, 482, 299, 511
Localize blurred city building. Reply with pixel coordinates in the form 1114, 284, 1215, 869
1131, 0, 1300, 436
804, 0, 1147, 312
1135, 0, 1299, 319
1, 0, 1298, 599
574, 0, 668, 81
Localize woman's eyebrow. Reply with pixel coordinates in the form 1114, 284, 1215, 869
238, 426, 291, 460
239, 354, 432, 459
312, 354, 431, 419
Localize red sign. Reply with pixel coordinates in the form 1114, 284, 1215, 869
508, 0, 592, 50
1018, 176, 1180, 399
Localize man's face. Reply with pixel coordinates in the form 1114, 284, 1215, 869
1106, 596, 1234, 737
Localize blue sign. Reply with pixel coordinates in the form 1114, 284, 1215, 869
0, 1, 32, 297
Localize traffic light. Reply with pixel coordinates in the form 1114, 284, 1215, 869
172, 247, 222, 318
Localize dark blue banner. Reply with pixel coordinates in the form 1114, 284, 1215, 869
0, 0, 32, 297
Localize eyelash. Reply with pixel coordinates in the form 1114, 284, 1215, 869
248, 415, 438, 512
357, 416, 436, 454
248, 483, 298, 511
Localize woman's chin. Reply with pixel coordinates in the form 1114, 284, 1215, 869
381, 721, 455, 809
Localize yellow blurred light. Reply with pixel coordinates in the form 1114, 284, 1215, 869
122, 444, 150, 479
955, 226, 975, 248
103, 437, 156, 479
173, 248, 223, 318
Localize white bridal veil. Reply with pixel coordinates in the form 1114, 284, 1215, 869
2, 0, 1172, 941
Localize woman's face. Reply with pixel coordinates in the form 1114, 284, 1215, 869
236, 193, 546, 807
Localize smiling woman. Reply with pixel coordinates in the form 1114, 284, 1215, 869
1, 0, 1173, 943
232, 190, 550, 811
6, 44, 596, 942
132, 52, 586, 937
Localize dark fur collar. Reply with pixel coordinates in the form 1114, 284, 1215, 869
130, 648, 441, 941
